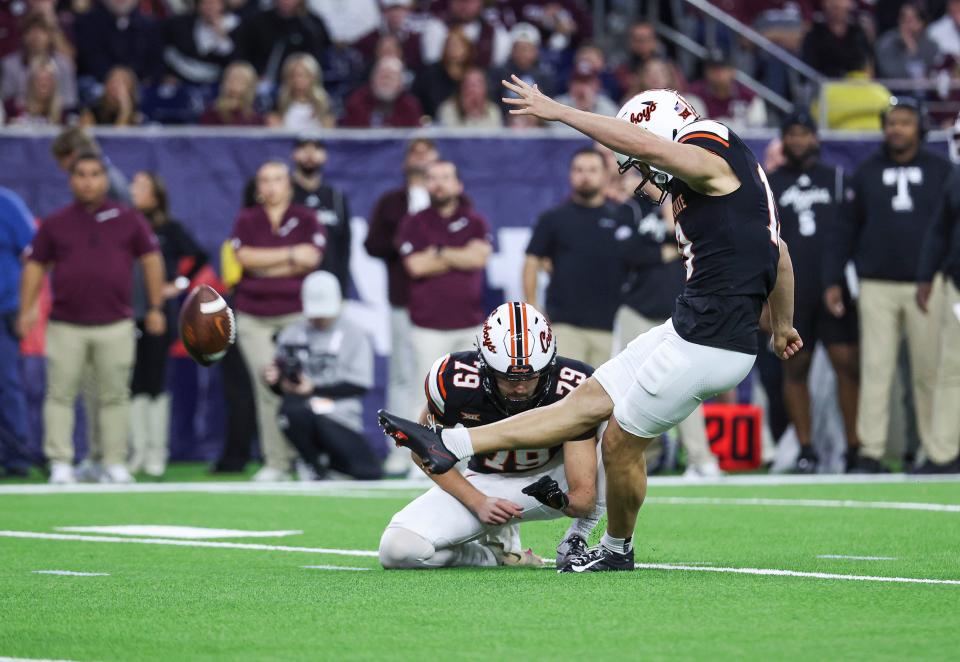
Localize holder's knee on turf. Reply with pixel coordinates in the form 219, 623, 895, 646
378, 527, 436, 569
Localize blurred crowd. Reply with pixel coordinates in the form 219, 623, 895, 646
5, 0, 960, 131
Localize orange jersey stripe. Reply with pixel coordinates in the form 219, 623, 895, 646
679, 132, 730, 148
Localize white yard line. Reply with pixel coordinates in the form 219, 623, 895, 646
634, 563, 960, 586
0, 657, 83, 662
1, 473, 959, 496
0, 531, 378, 557
31, 570, 109, 577
645, 496, 960, 513
2, 530, 958, 587
817, 555, 898, 561
303, 565, 370, 572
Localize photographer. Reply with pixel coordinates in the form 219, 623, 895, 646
266, 271, 382, 480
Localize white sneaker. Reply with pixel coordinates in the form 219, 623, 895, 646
49, 461, 76, 485
74, 459, 104, 483
682, 460, 724, 480
102, 464, 135, 484
251, 466, 292, 482
294, 459, 318, 482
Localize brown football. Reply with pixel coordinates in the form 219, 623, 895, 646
178, 284, 235, 367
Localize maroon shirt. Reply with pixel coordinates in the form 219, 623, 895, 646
27, 200, 159, 325
365, 187, 412, 307
230, 204, 326, 317
340, 85, 424, 128
395, 202, 490, 330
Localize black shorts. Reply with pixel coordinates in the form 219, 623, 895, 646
793, 284, 858, 348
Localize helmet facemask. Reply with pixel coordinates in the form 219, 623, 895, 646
478, 353, 556, 416
618, 158, 671, 205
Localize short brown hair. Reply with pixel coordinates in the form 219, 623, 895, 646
69, 150, 105, 174
406, 137, 437, 156
51, 126, 99, 160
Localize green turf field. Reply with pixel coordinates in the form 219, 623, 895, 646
1, 472, 959, 661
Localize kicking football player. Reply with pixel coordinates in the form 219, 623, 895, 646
378, 302, 603, 569
379, 78, 802, 573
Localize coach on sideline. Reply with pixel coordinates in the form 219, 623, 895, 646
396, 160, 492, 393
231, 160, 326, 482
524, 148, 625, 367
17, 153, 166, 485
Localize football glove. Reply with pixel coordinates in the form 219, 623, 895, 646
521, 475, 569, 511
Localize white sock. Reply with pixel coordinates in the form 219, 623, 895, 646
600, 532, 633, 554
440, 427, 475, 461
566, 506, 605, 541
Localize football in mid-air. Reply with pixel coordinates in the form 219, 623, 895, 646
178, 284, 236, 367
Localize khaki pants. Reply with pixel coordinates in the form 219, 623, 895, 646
552, 323, 613, 371
857, 279, 942, 461
409, 324, 478, 408
237, 312, 302, 471
613, 306, 715, 466
929, 279, 960, 464
44, 320, 135, 465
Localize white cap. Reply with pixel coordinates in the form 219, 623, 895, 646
510, 22, 541, 47
301, 271, 342, 318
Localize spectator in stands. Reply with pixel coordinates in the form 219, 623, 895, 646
613, 21, 683, 96
50, 127, 130, 203
290, 135, 352, 294
269, 271, 382, 480
550, 60, 617, 135
162, 0, 240, 87
688, 51, 767, 130
80, 65, 143, 126
308, 0, 379, 45
927, 0, 960, 58
0, 187, 35, 478
341, 55, 423, 127
915, 120, 960, 472
5, 58, 72, 126
0, 13, 76, 109
825, 98, 951, 473
18, 152, 166, 485
813, 53, 892, 130
365, 137, 438, 474
198, 60, 263, 126
266, 53, 334, 130
421, 0, 509, 68
230, 160, 326, 482
413, 28, 473, 118
15, 1, 76, 60
767, 112, 860, 473
234, 0, 330, 83
571, 43, 622, 105
523, 148, 621, 368
875, 2, 938, 86
128, 171, 207, 479
628, 57, 703, 113
436, 66, 502, 128
610, 176, 721, 479
74, 0, 163, 85
396, 159, 492, 407
354, 0, 423, 73
801, 0, 872, 78
490, 22, 555, 98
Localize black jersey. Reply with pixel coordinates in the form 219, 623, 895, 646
767, 162, 848, 294
669, 119, 781, 354
424, 350, 595, 474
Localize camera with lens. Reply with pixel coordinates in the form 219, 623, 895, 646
277, 344, 307, 384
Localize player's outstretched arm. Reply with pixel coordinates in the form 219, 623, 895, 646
501, 75, 738, 195
768, 239, 803, 360
413, 407, 523, 525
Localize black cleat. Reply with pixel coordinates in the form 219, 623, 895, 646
557, 545, 634, 573
377, 409, 459, 474
555, 534, 588, 569
849, 456, 890, 474
909, 459, 960, 474
792, 445, 819, 474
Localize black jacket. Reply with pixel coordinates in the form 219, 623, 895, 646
918, 165, 960, 288
825, 147, 952, 285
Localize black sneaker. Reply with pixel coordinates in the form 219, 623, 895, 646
792, 445, 819, 474
377, 409, 459, 474
849, 456, 890, 474
910, 459, 960, 474
555, 534, 588, 568
557, 545, 634, 573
